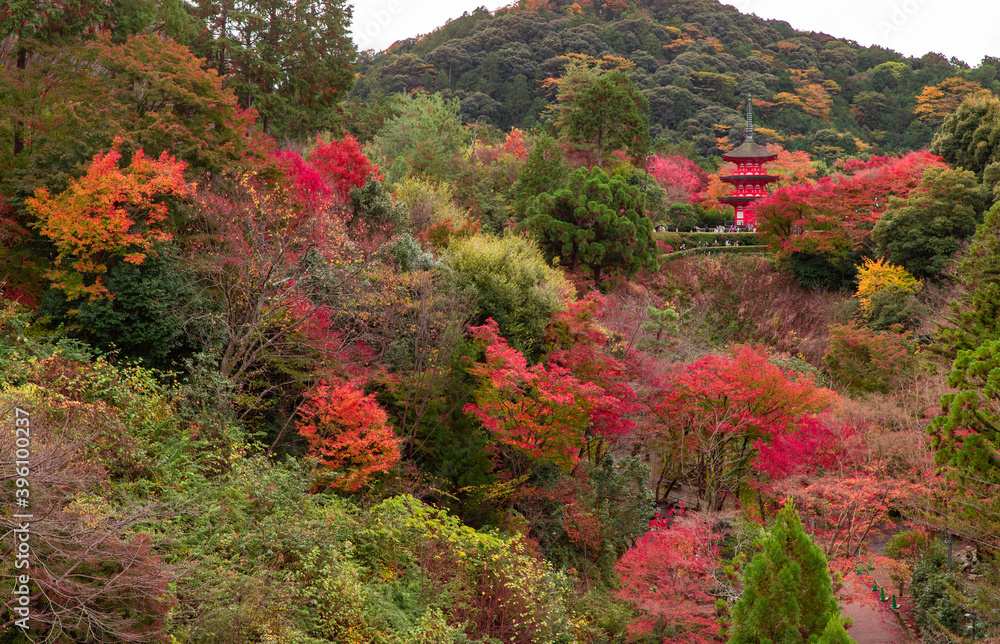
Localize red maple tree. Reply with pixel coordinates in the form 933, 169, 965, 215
756, 151, 947, 256
463, 318, 625, 474
502, 128, 529, 160
752, 415, 852, 480
641, 345, 836, 508
543, 292, 641, 447
296, 377, 401, 490
616, 514, 725, 643
309, 134, 383, 203
273, 148, 335, 213
648, 154, 708, 205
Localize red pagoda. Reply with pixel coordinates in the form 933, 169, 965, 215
719, 97, 778, 227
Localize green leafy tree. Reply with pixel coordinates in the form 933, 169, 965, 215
191, 0, 357, 138
566, 69, 650, 168
1, 32, 256, 213
873, 166, 987, 278
523, 166, 658, 285
0, 0, 171, 152
931, 92, 1000, 180
349, 177, 409, 231
40, 250, 205, 371
669, 202, 697, 230
823, 323, 915, 394
639, 304, 680, 354
442, 233, 570, 361
937, 200, 1000, 356
510, 133, 568, 219
729, 501, 850, 644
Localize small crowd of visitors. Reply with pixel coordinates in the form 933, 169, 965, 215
678, 239, 739, 251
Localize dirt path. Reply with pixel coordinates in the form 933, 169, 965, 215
840, 519, 918, 644
840, 575, 915, 644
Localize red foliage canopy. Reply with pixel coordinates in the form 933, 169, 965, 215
273, 148, 334, 212
502, 128, 529, 160
309, 134, 383, 203
756, 150, 947, 255
642, 345, 836, 508
463, 317, 629, 473
296, 377, 400, 490
616, 515, 724, 643
752, 415, 851, 480
648, 154, 708, 205
544, 292, 641, 440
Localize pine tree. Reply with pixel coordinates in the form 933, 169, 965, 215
816, 614, 855, 644
928, 340, 1000, 546
729, 501, 851, 644
565, 69, 649, 168
936, 200, 1000, 357
523, 166, 658, 285
928, 201, 1000, 548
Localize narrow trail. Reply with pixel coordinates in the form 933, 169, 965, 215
840, 574, 914, 644
840, 521, 918, 644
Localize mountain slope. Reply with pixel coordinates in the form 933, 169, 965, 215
351, 0, 1000, 159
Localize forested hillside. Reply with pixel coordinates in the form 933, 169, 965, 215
2, 0, 1000, 642
352, 0, 1000, 159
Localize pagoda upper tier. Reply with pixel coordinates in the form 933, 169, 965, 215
718, 98, 778, 227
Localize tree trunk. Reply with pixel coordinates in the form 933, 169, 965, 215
596, 127, 604, 169
13, 46, 26, 156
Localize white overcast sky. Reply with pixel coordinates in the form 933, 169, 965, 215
350, 0, 1000, 68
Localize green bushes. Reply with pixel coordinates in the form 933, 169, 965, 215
443, 233, 570, 361
357, 495, 578, 644
161, 456, 587, 644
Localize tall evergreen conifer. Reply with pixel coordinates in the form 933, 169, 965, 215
729, 501, 851, 644
936, 200, 1000, 357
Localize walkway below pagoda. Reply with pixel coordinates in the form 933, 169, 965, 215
840, 574, 914, 644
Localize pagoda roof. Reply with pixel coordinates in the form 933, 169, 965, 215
722, 140, 778, 160
719, 196, 768, 204
719, 174, 780, 183
724, 95, 777, 161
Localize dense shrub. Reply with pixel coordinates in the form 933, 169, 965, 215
443, 233, 571, 361
910, 556, 966, 642
823, 322, 916, 393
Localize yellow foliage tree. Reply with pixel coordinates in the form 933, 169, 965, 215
855, 256, 921, 319
914, 77, 989, 125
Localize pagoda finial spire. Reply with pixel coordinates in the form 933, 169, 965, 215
745, 94, 754, 142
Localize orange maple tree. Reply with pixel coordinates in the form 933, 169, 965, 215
296, 377, 401, 490
25, 138, 190, 300
501, 128, 528, 160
